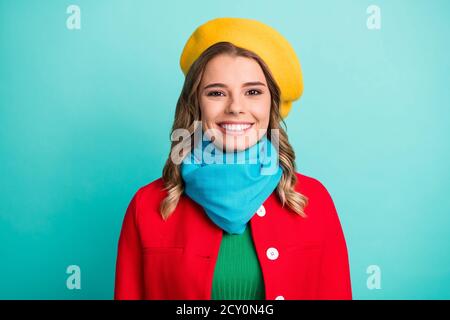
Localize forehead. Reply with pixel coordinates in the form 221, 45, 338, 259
201, 54, 267, 84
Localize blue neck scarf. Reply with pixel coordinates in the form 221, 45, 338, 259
180, 133, 283, 235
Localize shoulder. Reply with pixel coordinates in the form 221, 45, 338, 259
118, 178, 165, 228
293, 171, 340, 224
131, 177, 167, 210
294, 171, 334, 201
136, 176, 166, 196
121, 177, 167, 224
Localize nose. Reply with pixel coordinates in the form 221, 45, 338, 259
225, 95, 244, 115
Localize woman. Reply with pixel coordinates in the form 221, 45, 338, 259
114, 17, 352, 300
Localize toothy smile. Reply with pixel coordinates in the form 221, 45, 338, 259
217, 122, 254, 132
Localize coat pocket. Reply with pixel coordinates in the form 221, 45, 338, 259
281, 241, 323, 298
143, 246, 184, 254
142, 246, 186, 299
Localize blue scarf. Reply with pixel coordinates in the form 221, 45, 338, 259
180, 133, 282, 235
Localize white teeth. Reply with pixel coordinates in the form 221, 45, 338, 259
220, 123, 252, 131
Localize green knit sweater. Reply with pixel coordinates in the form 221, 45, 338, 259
211, 223, 265, 300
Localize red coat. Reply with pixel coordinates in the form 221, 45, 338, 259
114, 172, 352, 300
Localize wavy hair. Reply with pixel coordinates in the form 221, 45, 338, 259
160, 42, 308, 220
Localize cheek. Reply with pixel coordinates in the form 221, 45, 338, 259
250, 98, 271, 126
199, 100, 220, 125
201, 112, 213, 126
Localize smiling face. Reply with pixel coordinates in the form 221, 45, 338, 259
198, 54, 272, 152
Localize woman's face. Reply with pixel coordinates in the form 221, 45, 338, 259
198, 54, 271, 152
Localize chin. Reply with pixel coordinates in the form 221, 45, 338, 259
223, 135, 258, 152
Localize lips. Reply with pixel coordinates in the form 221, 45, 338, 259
216, 122, 255, 135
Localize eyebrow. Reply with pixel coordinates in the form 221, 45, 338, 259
203, 81, 266, 90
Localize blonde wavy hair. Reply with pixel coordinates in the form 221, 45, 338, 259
160, 41, 308, 220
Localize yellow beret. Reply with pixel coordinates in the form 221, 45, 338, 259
180, 17, 303, 118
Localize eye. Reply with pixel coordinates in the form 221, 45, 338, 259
207, 91, 225, 97
246, 89, 262, 96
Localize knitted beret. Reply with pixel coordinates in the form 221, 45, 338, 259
179, 17, 303, 118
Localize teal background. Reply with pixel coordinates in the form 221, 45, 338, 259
0, 0, 449, 299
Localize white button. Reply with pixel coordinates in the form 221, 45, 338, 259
256, 205, 266, 217
275, 295, 285, 300
266, 247, 279, 260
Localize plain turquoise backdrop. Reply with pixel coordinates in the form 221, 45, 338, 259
1, 0, 449, 299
